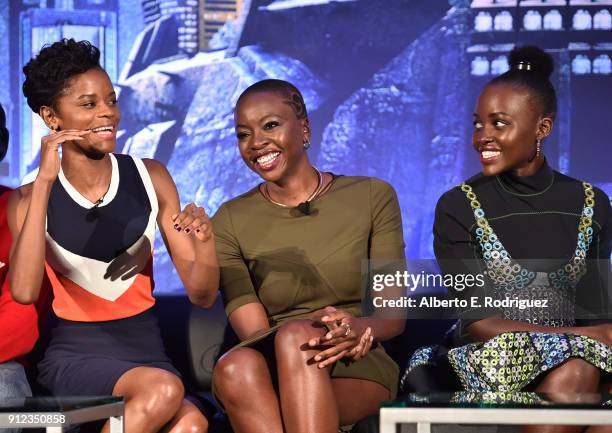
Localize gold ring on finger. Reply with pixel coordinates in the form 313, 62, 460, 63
341, 322, 351, 337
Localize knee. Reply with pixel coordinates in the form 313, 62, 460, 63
188, 417, 208, 433
172, 411, 209, 433
551, 358, 600, 388
129, 371, 184, 418
275, 319, 324, 352
149, 371, 185, 408
274, 320, 328, 370
213, 348, 267, 403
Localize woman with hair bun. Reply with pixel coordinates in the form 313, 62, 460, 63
404, 46, 611, 432
10, 39, 218, 433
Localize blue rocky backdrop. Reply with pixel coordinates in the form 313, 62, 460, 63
0, 0, 610, 294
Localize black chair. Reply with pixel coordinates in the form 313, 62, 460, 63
187, 295, 237, 433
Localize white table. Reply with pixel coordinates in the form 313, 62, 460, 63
380, 393, 612, 433
0, 396, 124, 433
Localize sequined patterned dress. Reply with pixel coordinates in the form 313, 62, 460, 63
403, 162, 611, 393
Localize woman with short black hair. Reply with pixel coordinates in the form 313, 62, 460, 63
11, 38, 218, 433
212, 79, 407, 433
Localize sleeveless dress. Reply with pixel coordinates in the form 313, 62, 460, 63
37, 154, 179, 396
402, 164, 611, 394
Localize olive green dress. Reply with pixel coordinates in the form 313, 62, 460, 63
212, 175, 405, 397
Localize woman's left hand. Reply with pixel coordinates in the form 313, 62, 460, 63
308, 307, 374, 368
171, 203, 213, 243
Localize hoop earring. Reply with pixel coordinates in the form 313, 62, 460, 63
303, 141, 311, 149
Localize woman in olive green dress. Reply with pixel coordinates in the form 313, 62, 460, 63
212, 79, 406, 433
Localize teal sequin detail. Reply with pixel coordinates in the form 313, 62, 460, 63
459, 182, 595, 326
401, 182, 607, 395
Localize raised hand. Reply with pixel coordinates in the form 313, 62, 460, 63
171, 203, 213, 243
38, 129, 90, 182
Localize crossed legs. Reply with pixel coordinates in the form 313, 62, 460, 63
214, 319, 390, 433
101, 366, 208, 433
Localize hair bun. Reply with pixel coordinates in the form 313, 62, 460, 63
508, 46, 554, 79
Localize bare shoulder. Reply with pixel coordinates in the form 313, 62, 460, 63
142, 157, 165, 171
142, 158, 172, 182
10, 183, 34, 204
6, 183, 35, 228
141, 158, 177, 199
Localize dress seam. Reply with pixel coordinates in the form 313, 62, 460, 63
468, 211, 603, 233
224, 205, 246, 258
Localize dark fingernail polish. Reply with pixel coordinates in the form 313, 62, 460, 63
196, 229, 200, 233
185, 228, 190, 233
177, 227, 182, 232
174, 224, 178, 229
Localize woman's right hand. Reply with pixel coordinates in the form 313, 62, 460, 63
37, 129, 89, 183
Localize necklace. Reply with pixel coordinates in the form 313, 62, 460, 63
264, 168, 323, 208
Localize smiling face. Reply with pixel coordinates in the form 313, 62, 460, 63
43, 67, 120, 157
473, 83, 552, 176
234, 90, 310, 182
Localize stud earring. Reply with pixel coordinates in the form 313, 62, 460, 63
303, 141, 311, 149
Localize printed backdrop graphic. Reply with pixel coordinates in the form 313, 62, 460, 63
0, 0, 610, 294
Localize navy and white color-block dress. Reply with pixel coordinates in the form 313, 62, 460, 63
38, 153, 179, 396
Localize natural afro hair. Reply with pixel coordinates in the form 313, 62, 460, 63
236, 79, 308, 120
22, 38, 101, 114
489, 45, 557, 119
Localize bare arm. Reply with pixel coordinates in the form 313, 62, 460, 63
9, 129, 90, 304
7, 182, 52, 304
228, 302, 271, 341
144, 159, 219, 308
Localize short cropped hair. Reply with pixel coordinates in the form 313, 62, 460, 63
236, 79, 308, 120
22, 38, 102, 114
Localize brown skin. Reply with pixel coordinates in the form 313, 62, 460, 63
215, 90, 405, 433
235, 90, 326, 206
8, 67, 216, 433
473, 83, 551, 177
470, 83, 611, 433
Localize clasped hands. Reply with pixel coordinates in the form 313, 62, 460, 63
307, 306, 374, 369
